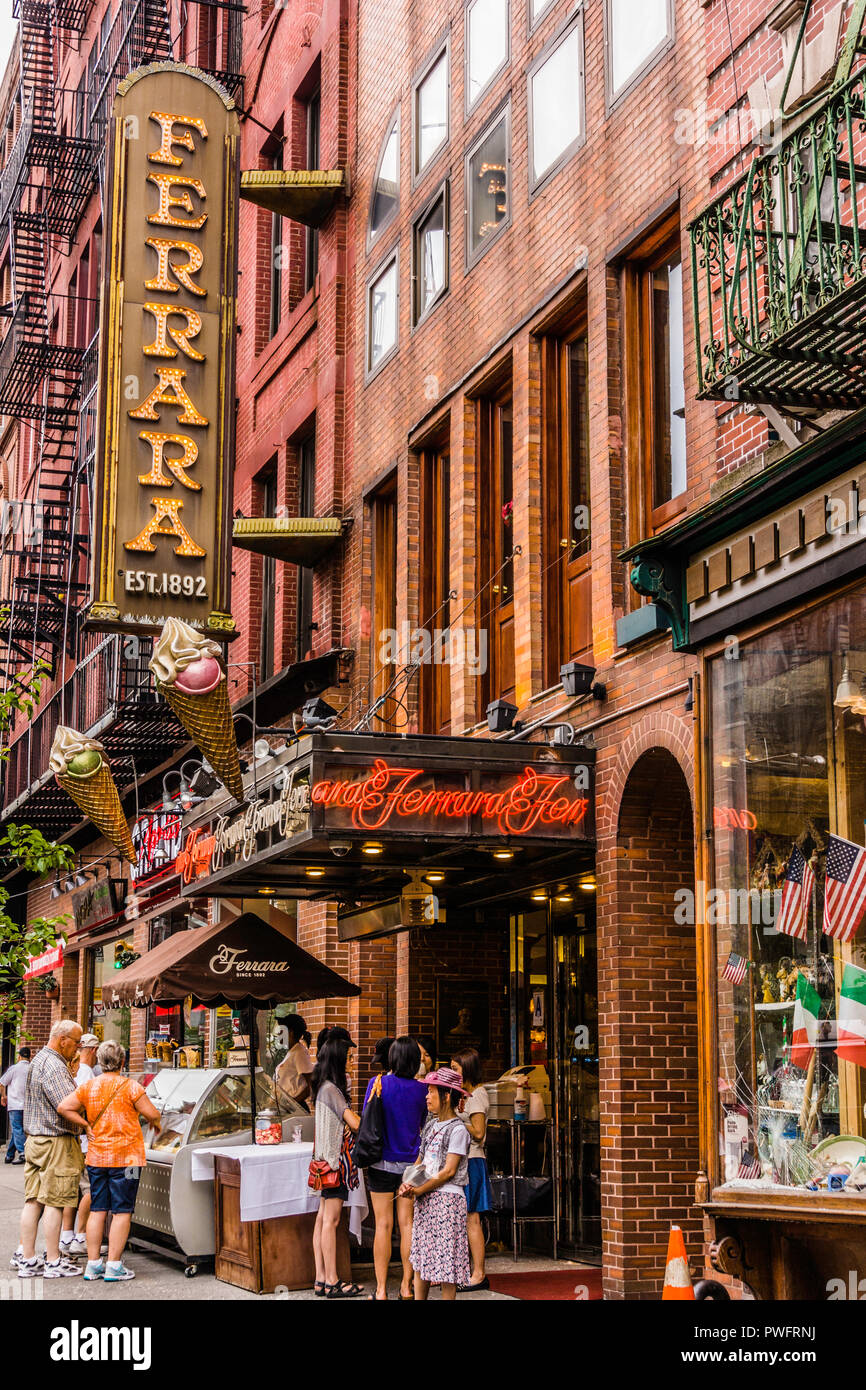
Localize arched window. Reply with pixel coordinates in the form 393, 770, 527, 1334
368, 110, 400, 247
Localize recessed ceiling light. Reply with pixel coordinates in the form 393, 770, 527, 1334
361, 842, 384, 856
555, 893, 573, 903
491, 848, 514, 861
530, 890, 548, 902
258, 888, 275, 895
306, 867, 325, 879
580, 880, 596, 893
425, 871, 445, 883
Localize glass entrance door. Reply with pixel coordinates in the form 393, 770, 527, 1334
552, 904, 600, 1252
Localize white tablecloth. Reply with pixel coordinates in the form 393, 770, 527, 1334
190, 1142, 368, 1241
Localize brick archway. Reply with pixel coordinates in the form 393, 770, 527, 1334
598, 709, 694, 842
596, 721, 700, 1300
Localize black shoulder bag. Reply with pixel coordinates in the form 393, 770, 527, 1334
353, 1073, 385, 1169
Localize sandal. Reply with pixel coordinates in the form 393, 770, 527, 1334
314, 1281, 327, 1296
325, 1281, 364, 1299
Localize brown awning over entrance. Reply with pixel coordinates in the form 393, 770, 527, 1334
102, 911, 360, 1009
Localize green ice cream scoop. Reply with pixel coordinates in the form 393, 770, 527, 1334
66, 749, 103, 777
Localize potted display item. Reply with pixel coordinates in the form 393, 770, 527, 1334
36, 974, 60, 1002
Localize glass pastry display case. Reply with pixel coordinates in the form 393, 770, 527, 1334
130, 1067, 314, 1276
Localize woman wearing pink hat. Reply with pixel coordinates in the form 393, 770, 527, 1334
398, 1067, 470, 1300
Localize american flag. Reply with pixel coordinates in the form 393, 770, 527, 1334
776, 844, 814, 941
722, 951, 750, 985
823, 834, 866, 943
737, 1150, 762, 1180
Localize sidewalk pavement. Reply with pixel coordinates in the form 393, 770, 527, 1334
0, 1160, 583, 1301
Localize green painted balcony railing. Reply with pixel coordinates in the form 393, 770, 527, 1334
689, 68, 866, 410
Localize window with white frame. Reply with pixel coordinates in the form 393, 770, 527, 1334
529, 16, 583, 188
466, 0, 509, 110
369, 113, 400, 244
530, 0, 555, 24
414, 47, 449, 176
367, 255, 399, 373
608, 0, 671, 98
413, 183, 449, 324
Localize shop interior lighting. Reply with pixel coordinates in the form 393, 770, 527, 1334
258, 888, 276, 895
555, 891, 574, 903
580, 880, 597, 893
425, 871, 445, 883
491, 847, 514, 861
835, 658, 860, 708
530, 889, 548, 902
361, 841, 384, 856
306, 867, 326, 878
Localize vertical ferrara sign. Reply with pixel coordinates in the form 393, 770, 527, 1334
88, 64, 239, 639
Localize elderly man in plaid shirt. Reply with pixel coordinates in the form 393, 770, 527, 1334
15, 1019, 85, 1279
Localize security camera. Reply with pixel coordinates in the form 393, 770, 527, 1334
330, 840, 352, 857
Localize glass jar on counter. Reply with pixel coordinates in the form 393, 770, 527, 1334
254, 1108, 282, 1146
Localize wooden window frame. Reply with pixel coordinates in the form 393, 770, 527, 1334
418, 440, 452, 735
540, 316, 592, 686
476, 376, 515, 712
621, 209, 686, 561
370, 478, 399, 731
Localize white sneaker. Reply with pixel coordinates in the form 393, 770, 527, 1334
103, 1261, 135, 1281
11, 1249, 45, 1269
84, 1259, 105, 1281
43, 1256, 83, 1278
63, 1236, 88, 1257
16, 1256, 44, 1278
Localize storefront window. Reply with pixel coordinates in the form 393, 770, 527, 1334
89, 937, 131, 1058
709, 590, 866, 1197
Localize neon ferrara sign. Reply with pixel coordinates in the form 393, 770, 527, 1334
311, 760, 589, 835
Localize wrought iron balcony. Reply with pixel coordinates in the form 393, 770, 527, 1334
689, 68, 866, 410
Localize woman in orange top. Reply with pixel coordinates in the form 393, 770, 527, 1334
57, 1039, 161, 1283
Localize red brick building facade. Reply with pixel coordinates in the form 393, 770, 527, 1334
3, 0, 863, 1300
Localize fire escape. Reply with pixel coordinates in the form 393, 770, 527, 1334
0, 0, 244, 836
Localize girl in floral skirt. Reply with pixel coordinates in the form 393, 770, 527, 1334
399, 1067, 470, 1300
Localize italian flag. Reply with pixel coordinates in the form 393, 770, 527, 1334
836, 962, 866, 1069
790, 972, 821, 1068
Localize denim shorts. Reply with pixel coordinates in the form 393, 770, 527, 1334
87, 1165, 141, 1214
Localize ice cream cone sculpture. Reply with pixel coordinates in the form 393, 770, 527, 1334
150, 617, 244, 803
49, 727, 136, 863
661, 1225, 695, 1300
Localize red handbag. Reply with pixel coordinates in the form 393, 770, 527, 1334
308, 1158, 341, 1191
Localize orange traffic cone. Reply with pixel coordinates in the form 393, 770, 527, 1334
662, 1225, 695, 1300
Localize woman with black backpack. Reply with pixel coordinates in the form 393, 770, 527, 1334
356, 1036, 427, 1300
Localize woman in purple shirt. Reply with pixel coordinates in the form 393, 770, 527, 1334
363, 1036, 428, 1300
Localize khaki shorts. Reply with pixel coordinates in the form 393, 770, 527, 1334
23, 1135, 85, 1209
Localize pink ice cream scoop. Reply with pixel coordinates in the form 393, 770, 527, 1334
174, 654, 223, 695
